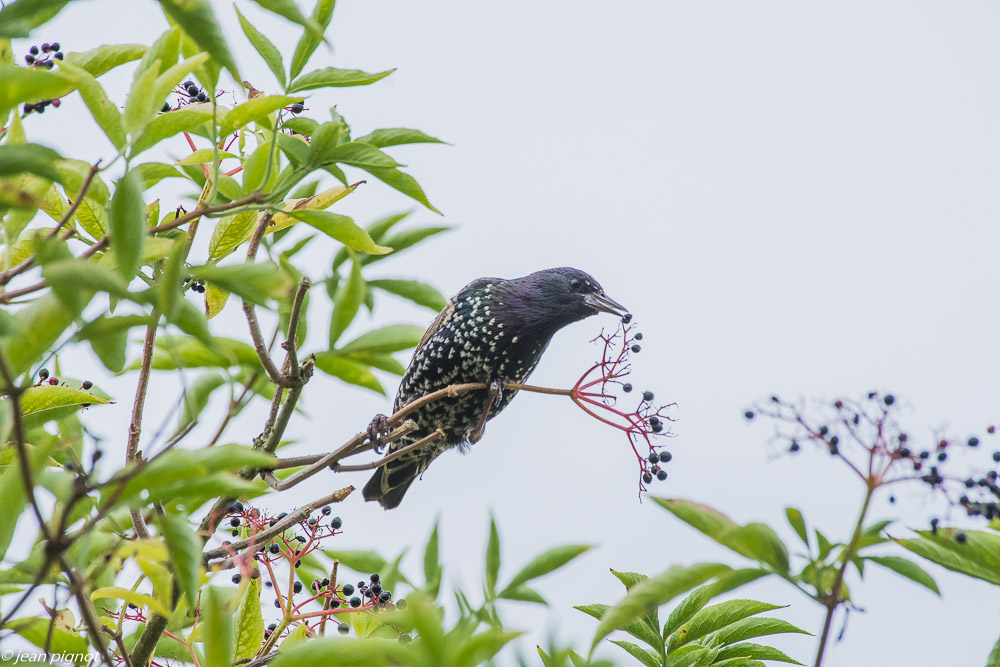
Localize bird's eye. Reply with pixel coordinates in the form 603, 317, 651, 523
569, 278, 582, 291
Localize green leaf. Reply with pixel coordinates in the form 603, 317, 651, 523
208, 210, 258, 262
269, 182, 360, 233
329, 254, 364, 346
314, 140, 399, 169
190, 262, 290, 306
203, 587, 235, 667
313, 355, 383, 395
864, 556, 939, 595
235, 6, 285, 87
655, 499, 790, 573
123, 56, 161, 139
662, 585, 715, 642
0, 0, 72, 38
322, 550, 387, 575
76, 315, 149, 372
356, 128, 446, 148
0, 65, 72, 118
145, 335, 258, 370
107, 169, 145, 279
368, 279, 447, 311
610, 570, 648, 591
174, 148, 238, 166
57, 61, 126, 152
785, 507, 809, 550
132, 106, 213, 159
337, 324, 424, 354
714, 617, 810, 646
42, 258, 129, 313
0, 440, 54, 560
486, 516, 501, 596
160, 514, 202, 604
135, 161, 186, 189
360, 165, 440, 214
0, 143, 63, 182
287, 66, 392, 93
4, 292, 89, 375
248, 0, 321, 37
898, 530, 1000, 586
675, 599, 784, 647
498, 584, 547, 605
289, 0, 335, 80
502, 544, 591, 593
987, 633, 1000, 667
589, 563, 731, 655
158, 0, 241, 81
64, 43, 147, 78
715, 642, 804, 665
361, 225, 449, 266
423, 520, 440, 586
9, 616, 89, 657
90, 587, 171, 618
221, 94, 301, 137
286, 209, 391, 255
609, 640, 660, 667
20, 385, 111, 415
152, 52, 210, 112
233, 577, 264, 661
180, 371, 226, 429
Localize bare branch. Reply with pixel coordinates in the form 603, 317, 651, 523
331, 429, 444, 473
283, 277, 311, 378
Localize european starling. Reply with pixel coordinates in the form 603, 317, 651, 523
363, 267, 627, 509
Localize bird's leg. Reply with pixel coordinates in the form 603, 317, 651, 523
469, 378, 504, 444
366, 413, 389, 453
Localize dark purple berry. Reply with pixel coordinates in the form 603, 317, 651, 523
642, 390, 653, 402
232, 573, 241, 583
342, 584, 355, 596
622, 383, 632, 393
642, 472, 653, 484
659, 451, 672, 463
330, 516, 342, 529
883, 394, 895, 406
338, 622, 349, 634
350, 596, 361, 608
648, 452, 659, 464
29, 46, 39, 55
631, 344, 641, 353
290, 102, 304, 113
656, 470, 667, 481
82, 380, 93, 390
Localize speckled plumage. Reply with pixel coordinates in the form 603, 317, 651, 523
363, 267, 627, 509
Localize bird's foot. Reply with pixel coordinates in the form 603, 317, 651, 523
469, 379, 505, 444
367, 413, 389, 453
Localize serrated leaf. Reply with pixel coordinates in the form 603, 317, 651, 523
313, 355, 383, 395
715, 642, 803, 665
369, 279, 446, 311
503, 544, 591, 593
864, 556, 939, 595
190, 262, 290, 305
64, 43, 147, 77
221, 94, 301, 136
356, 128, 446, 148
203, 587, 234, 667
107, 169, 145, 279
715, 617, 810, 646
663, 585, 715, 642
235, 6, 285, 87
174, 148, 238, 166
676, 599, 784, 647
0, 0, 72, 38
609, 640, 660, 667
91, 587, 171, 618
208, 210, 257, 261
135, 162, 186, 189
180, 371, 226, 430
233, 577, 264, 661
132, 106, 214, 158
287, 66, 392, 93
160, 514, 202, 604
287, 209, 390, 255
158, 0, 241, 81
589, 563, 731, 655
0, 66, 73, 118
204, 282, 231, 319
898, 530, 1000, 585
486, 517, 501, 596
57, 61, 126, 152
289, 0, 334, 80
20, 385, 111, 415
498, 584, 547, 605
0, 143, 63, 182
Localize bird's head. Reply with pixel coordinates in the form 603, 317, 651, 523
502, 267, 628, 334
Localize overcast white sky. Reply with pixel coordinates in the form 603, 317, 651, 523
13, 1, 1000, 665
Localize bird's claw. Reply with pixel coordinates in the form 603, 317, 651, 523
367, 413, 389, 453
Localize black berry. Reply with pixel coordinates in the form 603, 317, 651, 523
656, 470, 667, 481
631, 344, 641, 353
659, 451, 672, 463
350, 596, 361, 608
622, 383, 632, 393
82, 380, 93, 390
955, 532, 967, 544
269, 543, 280, 554
293, 581, 302, 593
338, 622, 349, 635
290, 102, 304, 113
321, 505, 331, 515
232, 573, 241, 584
622, 313, 632, 323
642, 390, 653, 402
642, 472, 653, 484
330, 517, 342, 529
342, 584, 354, 596
883, 394, 895, 406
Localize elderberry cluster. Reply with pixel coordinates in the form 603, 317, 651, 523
747, 391, 1000, 539
162, 80, 210, 113
182, 276, 206, 294
23, 41, 63, 69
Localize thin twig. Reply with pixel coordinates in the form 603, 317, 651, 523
330, 429, 444, 473
283, 278, 310, 378
202, 486, 353, 565
126, 316, 158, 540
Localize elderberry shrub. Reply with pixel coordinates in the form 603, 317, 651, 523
747, 391, 1000, 530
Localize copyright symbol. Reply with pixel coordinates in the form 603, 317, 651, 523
1, 650, 13, 660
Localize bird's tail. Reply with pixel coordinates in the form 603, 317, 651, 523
363, 455, 423, 510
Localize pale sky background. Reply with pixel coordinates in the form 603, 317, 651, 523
8, 1, 1000, 665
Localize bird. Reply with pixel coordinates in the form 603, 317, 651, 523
362, 267, 628, 509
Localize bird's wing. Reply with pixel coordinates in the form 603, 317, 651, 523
415, 301, 454, 355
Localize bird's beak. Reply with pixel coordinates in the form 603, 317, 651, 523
584, 291, 629, 318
